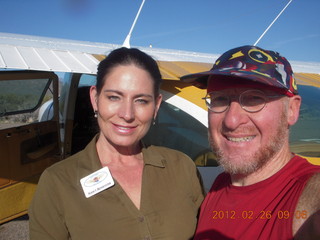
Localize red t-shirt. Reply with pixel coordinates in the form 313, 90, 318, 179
194, 156, 320, 240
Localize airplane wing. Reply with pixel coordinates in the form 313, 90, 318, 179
0, 32, 319, 86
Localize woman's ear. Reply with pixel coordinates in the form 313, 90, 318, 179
89, 86, 98, 111
287, 95, 301, 126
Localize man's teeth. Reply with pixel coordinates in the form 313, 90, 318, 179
227, 136, 254, 142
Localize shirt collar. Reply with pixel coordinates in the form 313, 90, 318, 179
142, 146, 166, 168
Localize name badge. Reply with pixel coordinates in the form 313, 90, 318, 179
80, 167, 114, 198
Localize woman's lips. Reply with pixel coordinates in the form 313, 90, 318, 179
113, 124, 137, 134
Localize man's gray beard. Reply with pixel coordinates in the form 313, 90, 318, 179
209, 111, 289, 175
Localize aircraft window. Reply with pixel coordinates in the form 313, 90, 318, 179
0, 77, 52, 129
79, 74, 96, 86
290, 85, 320, 158
143, 102, 217, 166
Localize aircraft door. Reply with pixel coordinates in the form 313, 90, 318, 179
0, 70, 61, 223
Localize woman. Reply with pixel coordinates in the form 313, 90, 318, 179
29, 47, 204, 240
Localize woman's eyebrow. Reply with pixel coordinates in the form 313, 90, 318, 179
103, 89, 153, 98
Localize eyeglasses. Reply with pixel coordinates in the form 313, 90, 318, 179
202, 89, 284, 113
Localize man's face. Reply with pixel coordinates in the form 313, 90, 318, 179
207, 85, 292, 175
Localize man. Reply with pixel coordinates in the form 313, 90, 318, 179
181, 45, 320, 240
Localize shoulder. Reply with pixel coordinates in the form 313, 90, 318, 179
291, 155, 320, 170
38, 156, 77, 188
144, 145, 194, 164
147, 145, 189, 156
296, 172, 320, 212
40, 146, 91, 186
143, 145, 198, 176
46, 150, 82, 173
293, 172, 320, 235
288, 155, 320, 181
45, 137, 98, 176
300, 172, 320, 206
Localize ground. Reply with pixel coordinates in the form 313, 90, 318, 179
0, 215, 29, 240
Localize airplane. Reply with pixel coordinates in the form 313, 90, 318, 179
0, 31, 319, 226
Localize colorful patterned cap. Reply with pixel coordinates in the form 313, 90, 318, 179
181, 45, 298, 96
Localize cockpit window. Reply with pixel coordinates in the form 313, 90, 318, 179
0, 78, 51, 117
143, 101, 215, 166
0, 71, 55, 129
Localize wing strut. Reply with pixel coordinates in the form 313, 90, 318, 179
253, 0, 293, 46
123, 0, 146, 48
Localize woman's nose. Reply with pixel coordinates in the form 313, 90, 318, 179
118, 101, 135, 121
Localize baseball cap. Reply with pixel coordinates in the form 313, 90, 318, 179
180, 45, 298, 96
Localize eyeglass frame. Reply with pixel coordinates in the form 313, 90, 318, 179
202, 89, 285, 113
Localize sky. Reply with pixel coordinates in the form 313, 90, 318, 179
1, 0, 319, 62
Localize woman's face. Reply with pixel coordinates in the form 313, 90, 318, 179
90, 64, 162, 149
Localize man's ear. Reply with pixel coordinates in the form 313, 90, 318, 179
287, 95, 301, 126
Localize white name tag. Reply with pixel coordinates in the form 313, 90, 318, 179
80, 167, 115, 198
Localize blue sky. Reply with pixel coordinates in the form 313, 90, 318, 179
1, 0, 319, 62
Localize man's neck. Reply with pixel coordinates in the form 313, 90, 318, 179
231, 149, 294, 186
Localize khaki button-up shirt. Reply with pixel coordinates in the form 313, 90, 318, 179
29, 136, 204, 240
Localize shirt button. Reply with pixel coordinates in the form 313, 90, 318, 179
138, 216, 145, 222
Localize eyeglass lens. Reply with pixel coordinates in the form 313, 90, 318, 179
205, 90, 268, 113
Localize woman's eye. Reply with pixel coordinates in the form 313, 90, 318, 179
107, 95, 120, 101
136, 98, 149, 104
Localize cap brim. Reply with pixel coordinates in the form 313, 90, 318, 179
181, 69, 290, 91
180, 70, 214, 89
